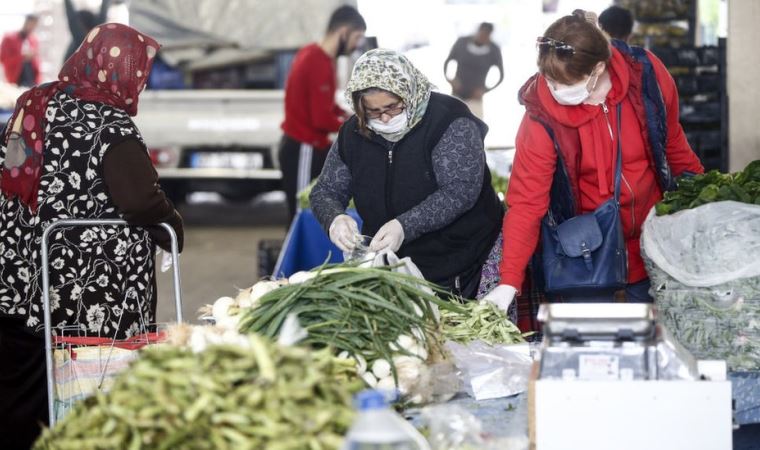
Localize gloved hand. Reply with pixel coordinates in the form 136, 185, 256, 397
482, 284, 517, 313
369, 219, 405, 253
329, 214, 359, 252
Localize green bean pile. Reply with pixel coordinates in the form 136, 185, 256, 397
34, 336, 362, 450
238, 265, 463, 365
440, 300, 528, 345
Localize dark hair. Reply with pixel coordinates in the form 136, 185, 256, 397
327, 5, 367, 33
478, 22, 494, 33
598, 6, 634, 40
77, 10, 98, 32
538, 9, 611, 84
351, 88, 402, 137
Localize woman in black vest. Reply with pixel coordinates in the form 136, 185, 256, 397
310, 49, 503, 299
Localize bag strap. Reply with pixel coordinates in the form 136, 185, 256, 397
613, 103, 623, 203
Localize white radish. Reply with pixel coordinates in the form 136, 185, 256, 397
211, 296, 235, 321
361, 372, 378, 388
337, 351, 351, 360
287, 271, 316, 284
371, 359, 391, 379
354, 354, 367, 375
246, 280, 281, 305
216, 313, 241, 331
376, 375, 396, 391
408, 344, 428, 361
395, 334, 415, 352
393, 355, 422, 394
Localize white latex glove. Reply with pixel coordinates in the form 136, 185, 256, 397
329, 214, 359, 252
369, 219, 405, 253
482, 284, 517, 313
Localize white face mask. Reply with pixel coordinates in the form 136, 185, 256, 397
368, 110, 408, 134
547, 72, 599, 106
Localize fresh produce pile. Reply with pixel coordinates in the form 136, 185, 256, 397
655, 160, 760, 215
440, 300, 528, 345
34, 331, 361, 450
237, 265, 461, 396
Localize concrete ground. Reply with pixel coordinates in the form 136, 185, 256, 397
154, 192, 289, 324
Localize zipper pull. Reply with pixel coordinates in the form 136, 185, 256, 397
601, 102, 609, 114
387, 149, 393, 164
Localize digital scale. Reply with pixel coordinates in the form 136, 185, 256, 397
530, 303, 733, 450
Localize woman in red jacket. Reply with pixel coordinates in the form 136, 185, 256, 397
483, 10, 704, 313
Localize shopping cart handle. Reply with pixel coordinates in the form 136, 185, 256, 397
40, 219, 183, 426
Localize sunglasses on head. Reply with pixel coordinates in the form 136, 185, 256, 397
536, 36, 577, 58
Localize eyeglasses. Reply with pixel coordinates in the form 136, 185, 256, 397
364, 102, 405, 120
536, 36, 577, 58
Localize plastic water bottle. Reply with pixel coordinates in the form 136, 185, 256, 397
342, 390, 431, 450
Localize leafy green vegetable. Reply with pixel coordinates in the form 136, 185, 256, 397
238, 264, 463, 376
440, 300, 529, 345
656, 160, 760, 215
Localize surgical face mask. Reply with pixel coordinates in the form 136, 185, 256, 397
547, 72, 599, 106
368, 110, 408, 134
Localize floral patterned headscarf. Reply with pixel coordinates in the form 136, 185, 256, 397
0, 23, 160, 212
345, 49, 434, 142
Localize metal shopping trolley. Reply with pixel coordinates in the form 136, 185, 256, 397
41, 219, 184, 426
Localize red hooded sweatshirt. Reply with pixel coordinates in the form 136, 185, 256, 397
500, 47, 704, 290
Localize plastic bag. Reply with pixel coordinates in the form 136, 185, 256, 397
420, 404, 485, 449
419, 400, 530, 450
155, 249, 173, 273
641, 201, 760, 287
445, 341, 532, 401
641, 202, 760, 371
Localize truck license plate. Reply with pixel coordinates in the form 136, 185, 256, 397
190, 152, 264, 170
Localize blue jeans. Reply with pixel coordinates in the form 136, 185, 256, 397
550, 279, 653, 303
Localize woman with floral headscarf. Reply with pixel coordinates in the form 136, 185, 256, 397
0, 23, 182, 447
310, 49, 503, 299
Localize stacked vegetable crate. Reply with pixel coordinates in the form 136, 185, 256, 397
651, 41, 728, 172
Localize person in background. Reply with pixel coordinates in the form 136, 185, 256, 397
443, 22, 504, 119
598, 5, 634, 44
0, 23, 182, 449
483, 11, 703, 321
63, 0, 112, 62
0, 14, 41, 87
310, 49, 504, 300
279, 5, 366, 224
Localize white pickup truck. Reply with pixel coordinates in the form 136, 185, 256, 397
133, 89, 285, 203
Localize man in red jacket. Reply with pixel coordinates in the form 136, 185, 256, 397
0, 14, 41, 87
279, 5, 366, 223
483, 11, 703, 328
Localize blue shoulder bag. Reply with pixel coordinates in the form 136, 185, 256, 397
541, 103, 628, 295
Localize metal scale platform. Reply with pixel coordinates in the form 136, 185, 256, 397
530, 303, 733, 450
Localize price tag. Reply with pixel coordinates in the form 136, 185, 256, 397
578, 354, 620, 380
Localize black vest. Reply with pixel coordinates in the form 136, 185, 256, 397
338, 93, 503, 283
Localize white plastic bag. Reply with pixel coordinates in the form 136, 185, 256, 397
641, 201, 760, 287
445, 341, 533, 401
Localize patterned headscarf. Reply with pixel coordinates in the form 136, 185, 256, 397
1, 23, 160, 212
345, 49, 434, 142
